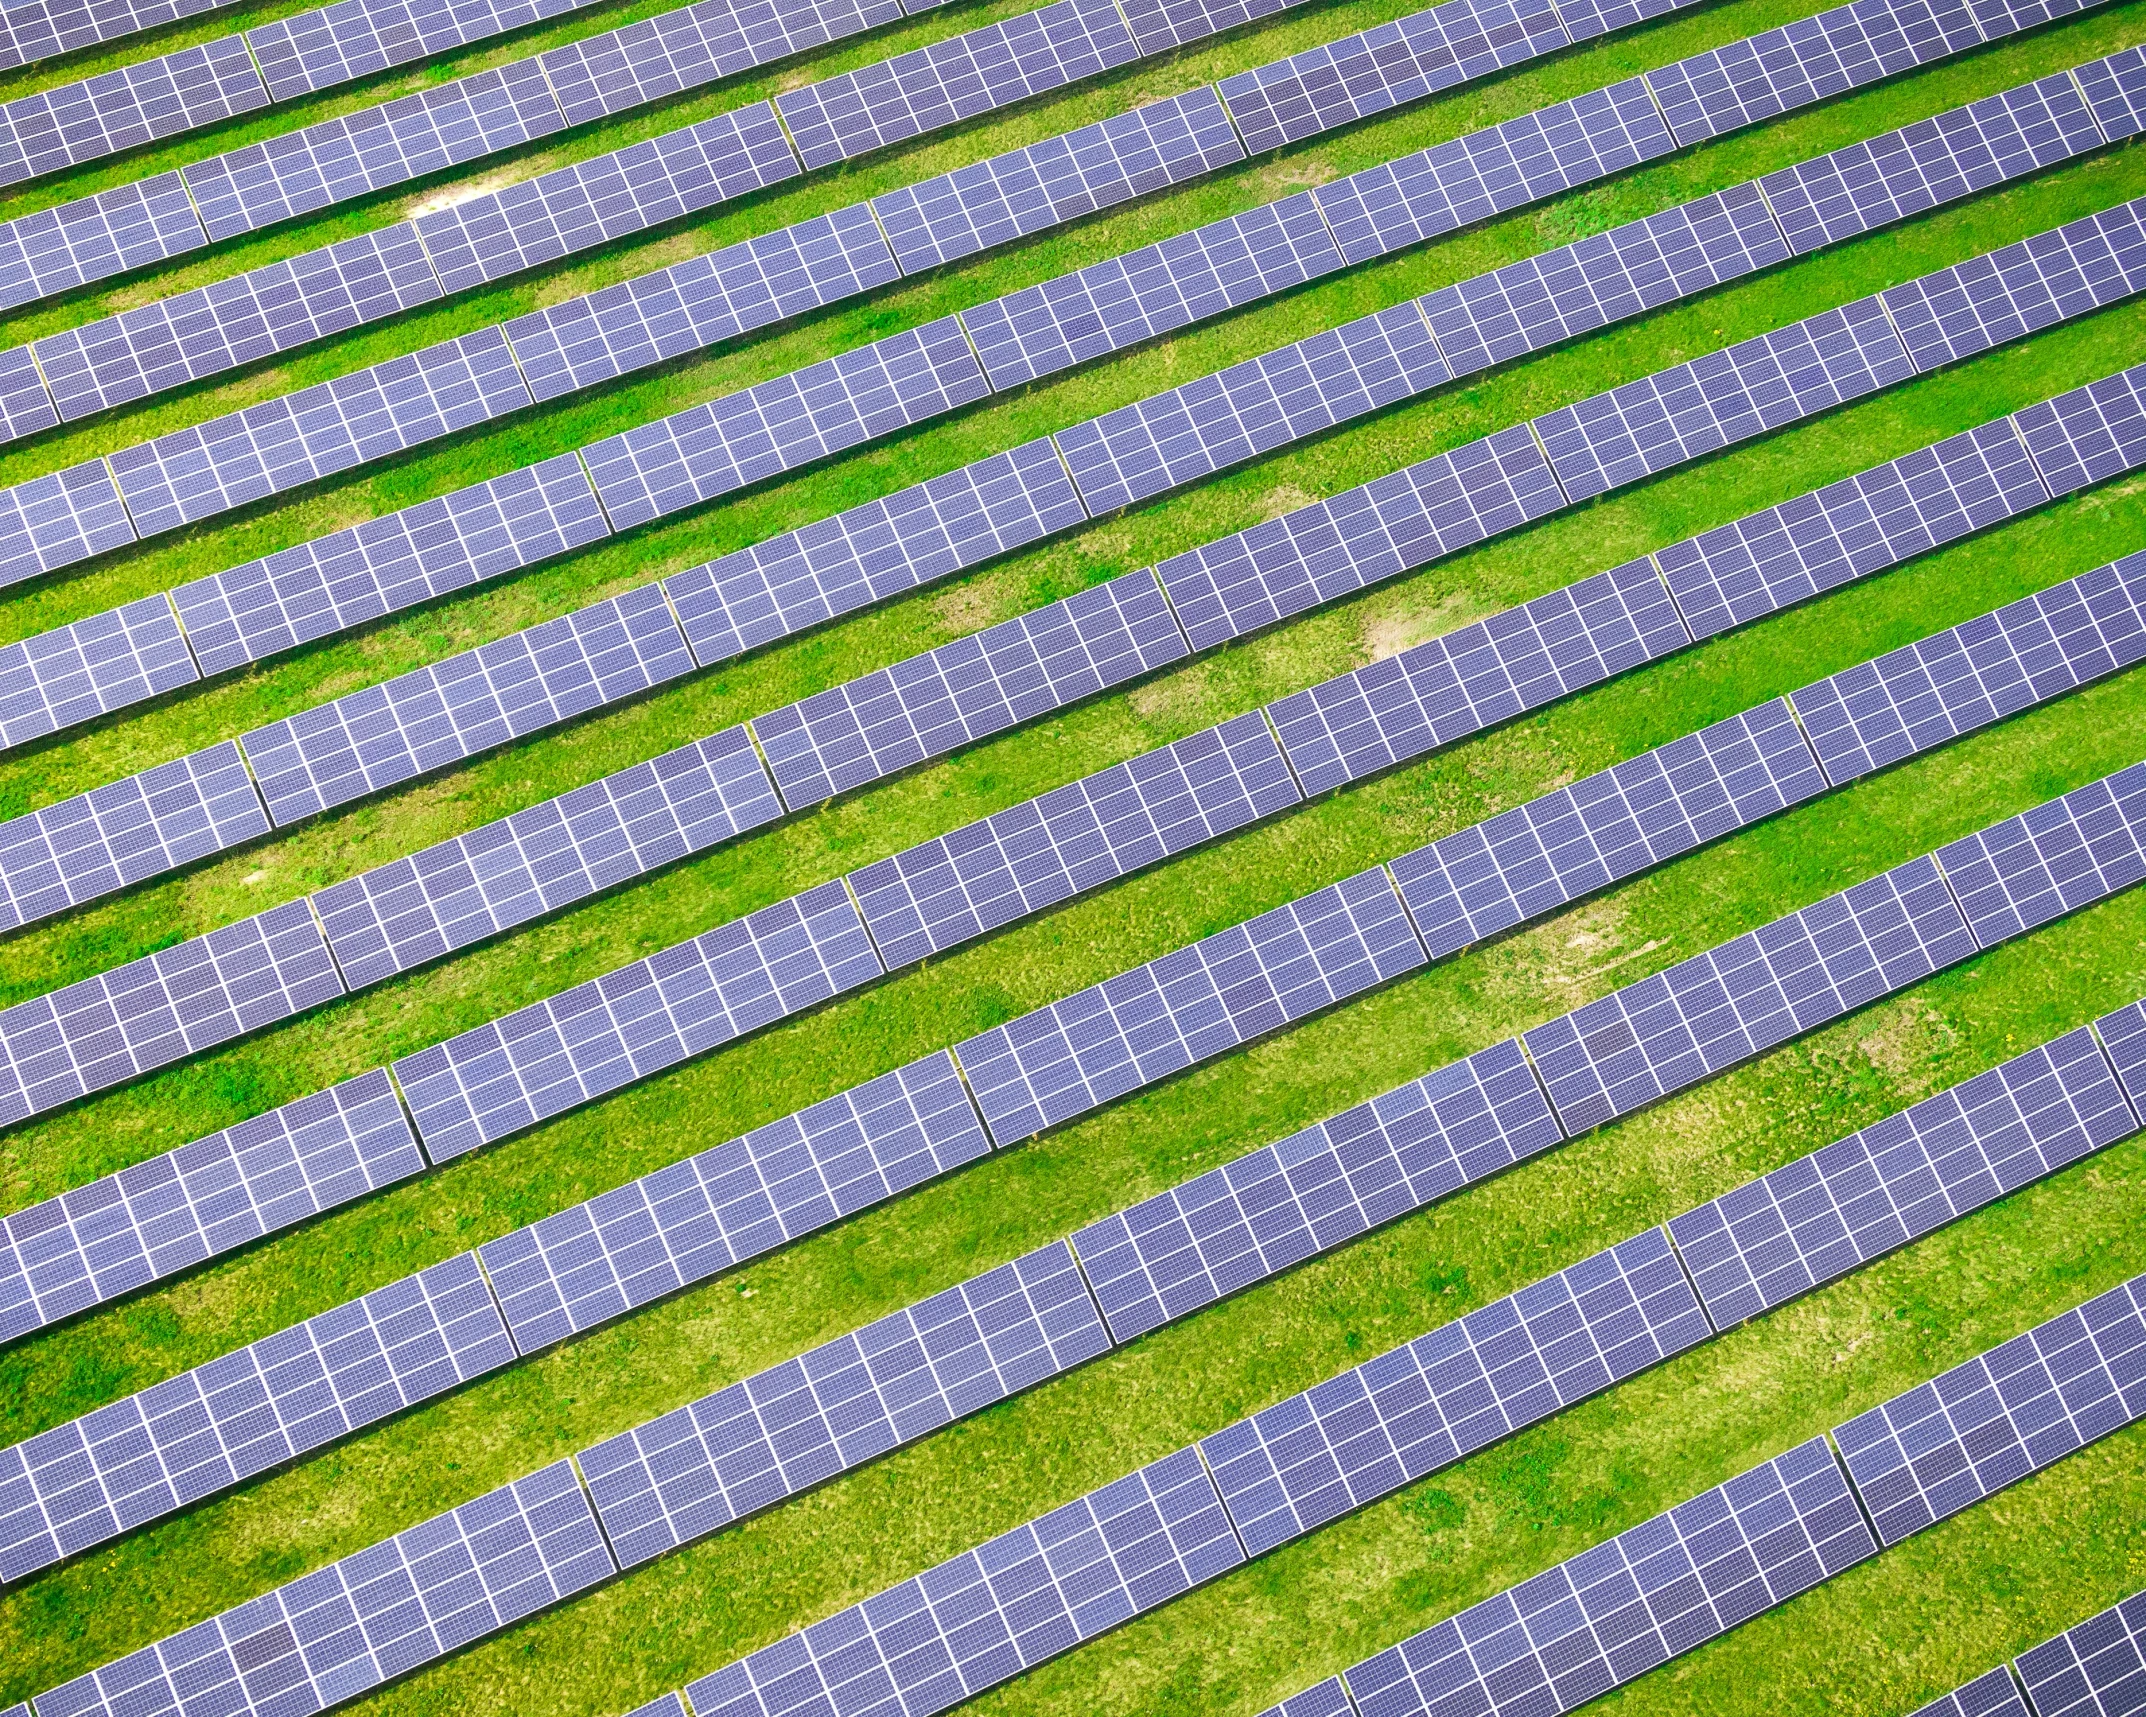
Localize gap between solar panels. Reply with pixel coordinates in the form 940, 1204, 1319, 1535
1914, 1588, 2146, 1717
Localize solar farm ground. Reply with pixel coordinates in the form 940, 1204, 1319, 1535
2, 0, 2144, 1710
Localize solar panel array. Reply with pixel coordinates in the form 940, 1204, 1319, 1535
0, 0, 235, 73
1910, 1668, 2032, 1717
0, 30, 266, 185
2015, 1589, 2146, 1717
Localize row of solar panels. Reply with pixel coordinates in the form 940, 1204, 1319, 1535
1917, 1594, 2146, 1717
15, 849, 2146, 1712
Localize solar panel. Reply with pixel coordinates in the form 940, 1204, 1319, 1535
181, 57, 567, 242
1535, 295, 1916, 502
0, 455, 134, 591
1936, 763, 2146, 950
1391, 699, 1827, 959
1834, 1272, 2146, 1547
870, 84, 1244, 274
2076, 43, 2146, 142
1338, 1437, 1875, 1716
956, 864, 1427, 1145
507, 200, 900, 402
682, 1445, 1240, 1717
1054, 300, 1450, 514
0, 32, 264, 184
0, 1249, 511, 1582
0, 740, 268, 933
1759, 70, 2101, 257
1114, 0, 1295, 55
315, 727, 780, 991
1879, 197, 2146, 376
241, 582, 694, 827
2013, 359, 2146, 498
457, 1050, 988, 1339
0, 592, 197, 750
2102, 996, 2146, 1110
109, 327, 534, 538
1265, 556, 1689, 797
1669, 1023, 2138, 1331
1659, 416, 2051, 640
169, 452, 610, 676
577, 1238, 1109, 1564
1156, 422, 1565, 653
0, 897, 345, 1127
1311, 75, 1674, 266
1552, 0, 1692, 41
29, 1458, 612, 1717
663, 436, 1087, 666
1790, 553, 2146, 785
30, 220, 443, 423
0, 170, 205, 312
960, 191, 1344, 391
411, 101, 800, 294
1202, 1227, 1706, 1555
392, 880, 883, 1160
1522, 853, 1978, 1136
2015, 1589, 2146, 1717
0, 0, 239, 71
245, 0, 582, 101
752, 567, 1188, 809
1908, 1667, 2032, 1717
535, 0, 772, 126
1216, 0, 1568, 155
0, 1069, 420, 1346
583, 316, 989, 529
0, 340, 54, 443
1071, 1036, 1559, 1342
851, 708, 1300, 969
775, 0, 1137, 170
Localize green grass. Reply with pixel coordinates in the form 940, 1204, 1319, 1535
3, 0, 2146, 1709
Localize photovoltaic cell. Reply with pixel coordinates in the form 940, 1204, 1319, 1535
31, 1459, 612, 1717
0, 32, 266, 185
1338, 1437, 1874, 1717
751, 567, 1187, 808
0, 1070, 420, 1346
0, 897, 345, 1127
1907, 1667, 2032, 1717
2076, 43, 2146, 142
1522, 853, 1978, 1135
1937, 763, 2146, 950
314, 725, 781, 990
0, 740, 268, 933
683, 1446, 1240, 1717
1071, 1036, 1559, 1342
1669, 1023, 2139, 1331
2013, 359, 2146, 498
0, 171, 205, 312
957, 864, 1427, 1144
391, 881, 882, 1159
1115, 0, 1295, 55
0, 456, 134, 591
0, 592, 196, 750
0, 1250, 512, 1583
1200, 1228, 1707, 1555
2015, 1590, 2146, 1717
851, 709, 1301, 969
1834, 1272, 2146, 1546
577, 1239, 1109, 1564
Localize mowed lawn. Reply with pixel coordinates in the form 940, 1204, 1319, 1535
2, 0, 2145, 1705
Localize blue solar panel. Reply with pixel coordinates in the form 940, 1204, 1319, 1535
2102, 996, 2146, 1112
2015, 1588, 2146, 1717
0, 31, 265, 184
1072, 1036, 1559, 1341
1553, 0, 1692, 39
1114, 0, 1295, 54
0, 0, 241, 72
0, 340, 53, 443
957, 865, 1427, 1144
392, 881, 883, 1160
2076, 43, 2146, 142
1255, 1681, 1355, 1717
0, 456, 135, 592
1936, 763, 2146, 950
1670, 1022, 2139, 1331
251, 0, 589, 101
0, 171, 205, 313
0, 592, 197, 750
752, 568, 1187, 808
1908, 1667, 2032, 1717
2013, 359, 2146, 498
1201, 1228, 1706, 1554
578, 1239, 1109, 1564
1835, 1272, 2146, 1546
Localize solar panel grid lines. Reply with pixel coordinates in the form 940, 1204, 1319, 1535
1388, 696, 1830, 961
2076, 40, 2146, 140
1336, 1436, 1877, 1717
0, 455, 135, 591
0, 342, 57, 442
0, 30, 266, 187
1070, 1035, 1560, 1342
0, 590, 197, 750
774, 0, 1138, 171
581, 315, 990, 531
528, 0, 833, 129
0, 0, 237, 72
749, 566, 1188, 811
849, 706, 1301, 970
1667, 1021, 2140, 1331
2016, 1589, 2146, 1717
1935, 760, 2146, 950
245, 0, 583, 104
2013, 357, 2146, 496
682, 1444, 1242, 1717
0, 171, 206, 314
0, 1248, 513, 1585
1909, 1667, 2032, 1717
0, 1068, 420, 1344
312, 723, 781, 991
388, 877, 883, 1160
1833, 1272, 2146, 1548
1114, 0, 1296, 57
1256, 1681, 1356, 1717
955, 863, 1429, 1145
1787, 549, 2146, 787
29, 1456, 614, 1717
576, 1238, 1110, 1566
1520, 851, 1980, 1136
1199, 1226, 1709, 1557
2099, 996, 2146, 1113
